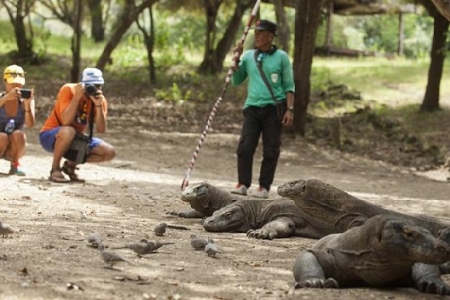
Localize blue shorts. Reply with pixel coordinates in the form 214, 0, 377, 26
39, 127, 103, 153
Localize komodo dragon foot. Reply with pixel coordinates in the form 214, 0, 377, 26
413, 263, 450, 295
247, 229, 276, 240
294, 278, 339, 289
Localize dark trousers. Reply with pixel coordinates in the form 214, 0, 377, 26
236, 105, 282, 191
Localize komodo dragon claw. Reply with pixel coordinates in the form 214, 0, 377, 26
294, 278, 339, 289
417, 279, 450, 295
247, 229, 274, 240
413, 263, 450, 295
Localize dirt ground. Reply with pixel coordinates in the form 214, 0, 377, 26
1, 95, 450, 300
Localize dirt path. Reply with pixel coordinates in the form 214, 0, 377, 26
0, 126, 449, 300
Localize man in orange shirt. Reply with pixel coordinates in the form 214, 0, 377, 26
39, 67, 115, 183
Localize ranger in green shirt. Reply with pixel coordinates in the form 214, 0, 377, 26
230, 19, 295, 199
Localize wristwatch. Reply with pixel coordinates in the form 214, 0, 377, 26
288, 106, 294, 112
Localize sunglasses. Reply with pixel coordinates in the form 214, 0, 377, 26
5, 72, 26, 78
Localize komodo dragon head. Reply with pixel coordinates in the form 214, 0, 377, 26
380, 217, 450, 264
181, 182, 210, 206
202, 202, 250, 233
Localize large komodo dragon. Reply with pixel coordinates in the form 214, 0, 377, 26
202, 198, 340, 239
277, 178, 450, 237
167, 182, 256, 218
293, 214, 450, 295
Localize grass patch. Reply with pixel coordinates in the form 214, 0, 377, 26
312, 57, 450, 107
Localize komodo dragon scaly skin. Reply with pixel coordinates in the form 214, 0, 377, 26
167, 182, 254, 218
202, 198, 340, 240
293, 214, 450, 295
277, 179, 450, 236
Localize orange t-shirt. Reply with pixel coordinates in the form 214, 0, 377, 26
41, 83, 108, 133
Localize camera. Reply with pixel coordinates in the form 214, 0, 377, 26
85, 84, 99, 96
20, 89, 32, 98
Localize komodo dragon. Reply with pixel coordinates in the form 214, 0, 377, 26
167, 181, 255, 218
277, 178, 450, 237
202, 198, 340, 239
293, 214, 450, 295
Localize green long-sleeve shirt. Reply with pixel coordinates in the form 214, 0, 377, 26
231, 48, 295, 109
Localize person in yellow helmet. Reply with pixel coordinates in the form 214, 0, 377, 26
0, 64, 35, 175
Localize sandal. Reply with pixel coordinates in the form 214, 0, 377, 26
62, 161, 85, 183
49, 168, 70, 183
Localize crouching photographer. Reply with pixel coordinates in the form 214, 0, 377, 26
0, 64, 35, 176
39, 67, 115, 183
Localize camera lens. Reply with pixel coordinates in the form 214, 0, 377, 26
85, 84, 97, 96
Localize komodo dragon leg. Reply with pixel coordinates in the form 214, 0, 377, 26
247, 217, 296, 240
166, 209, 204, 218
293, 251, 339, 289
437, 228, 450, 274
247, 216, 337, 240
412, 263, 450, 295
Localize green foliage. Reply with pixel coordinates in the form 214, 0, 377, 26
0, 21, 17, 54
155, 82, 186, 102
311, 66, 332, 92
316, 13, 434, 58
308, 57, 450, 121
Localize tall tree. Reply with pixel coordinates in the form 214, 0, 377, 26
1, 0, 37, 62
39, 0, 75, 29
199, 0, 254, 73
270, 0, 290, 52
419, 0, 449, 111
198, 0, 224, 73
136, 3, 157, 84
71, 0, 83, 82
293, 0, 326, 136
86, 0, 106, 42
95, 0, 158, 70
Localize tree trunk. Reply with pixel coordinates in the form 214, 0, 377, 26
420, 11, 449, 112
148, 5, 156, 84
293, 0, 326, 136
71, 0, 83, 82
270, 0, 290, 52
325, 1, 333, 48
1, 0, 35, 62
136, 4, 157, 84
397, 12, 404, 56
87, 0, 105, 42
96, 0, 157, 70
212, 0, 253, 73
198, 0, 223, 73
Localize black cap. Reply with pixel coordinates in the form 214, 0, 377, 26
254, 19, 277, 34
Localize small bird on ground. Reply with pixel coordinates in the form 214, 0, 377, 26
98, 243, 134, 268
205, 238, 221, 258
154, 223, 168, 236
87, 232, 103, 248
190, 234, 209, 250
112, 239, 174, 256
0, 221, 15, 237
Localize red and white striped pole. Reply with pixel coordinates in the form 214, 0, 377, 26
181, 0, 262, 190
